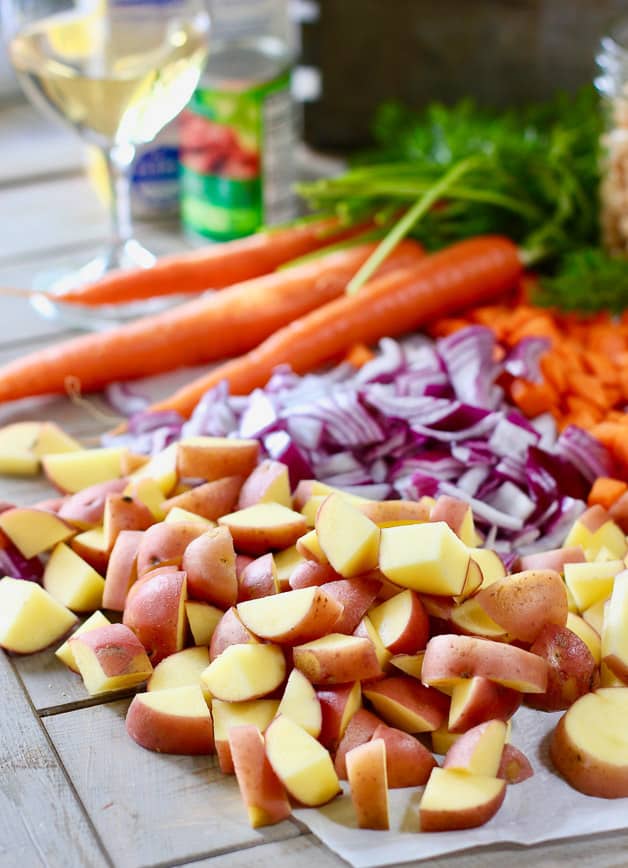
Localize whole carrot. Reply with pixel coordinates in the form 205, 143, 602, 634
147, 236, 522, 418
51, 218, 367, 306
0, 242, 424, 404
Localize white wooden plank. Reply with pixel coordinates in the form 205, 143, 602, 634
0, 172, 195, 264
1, 175, 106, 261
45, 700, 301, 868
192, 834, 347, 868
0, 652, 108, 867
0, 102, 83, 186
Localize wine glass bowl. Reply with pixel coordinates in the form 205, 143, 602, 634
4, 0, 210, 314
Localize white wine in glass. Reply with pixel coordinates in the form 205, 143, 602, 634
5, 0, 210, 314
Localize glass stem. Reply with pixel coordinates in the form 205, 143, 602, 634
101, 142, 136, 268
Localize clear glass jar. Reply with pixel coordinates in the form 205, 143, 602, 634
596, 18, 628, 255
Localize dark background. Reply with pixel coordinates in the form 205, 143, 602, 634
301, 0, 628, 150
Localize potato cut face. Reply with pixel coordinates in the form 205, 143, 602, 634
148, 646, 210, 692
201, 643, 286, 700
0, 577, 77, 653
564, 690, 628, 764
421, 767, 505, 810
378, 522, 469, 595
43, 542, 105, 611
43, 448, 126, 493
601, 570, 628, 664
211, 699, 279, 740
221, 502, 304, 528
236, 586, 339, 641
450, 597, 507, 638
564, 560, 623, 611
55, 610, 110, 669
265, 715, 339, 805
0, 508, 74, 559
315, 494, 380, 578
276, 669, 321, 737
137, 685, 210, 717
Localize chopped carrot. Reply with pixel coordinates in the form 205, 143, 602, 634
510, 379, 558, 417
344, 344, 376, 368
610, 439, 628, 474
618, 369, 628, 402
508, 316, 561, 344
564, 395, 602, 427
428, 318, 471, 338
566, 373, 611, 410
582, 351, 619, 385
540, 354, 568, 393
588, 477, 628, 510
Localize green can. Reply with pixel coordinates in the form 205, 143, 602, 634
180, 63, 296, 241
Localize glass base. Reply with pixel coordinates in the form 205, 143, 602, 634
29, 241, 191, 331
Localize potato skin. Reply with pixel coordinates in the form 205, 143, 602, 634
526, 624, 598, 712
550, 696, 628, 798
475, 569, 567, 644
551, 717, 628, 798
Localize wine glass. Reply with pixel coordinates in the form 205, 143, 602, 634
3, 0, 210, 320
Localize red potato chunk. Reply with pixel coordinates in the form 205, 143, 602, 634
526, 623, 598, 712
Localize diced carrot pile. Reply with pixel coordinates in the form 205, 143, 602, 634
429, 278, 628, 479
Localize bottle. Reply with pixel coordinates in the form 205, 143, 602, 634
87, 121, 181, 220
180, 0, 298, 241
596, 18, 628, 256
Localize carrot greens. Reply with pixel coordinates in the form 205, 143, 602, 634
298, 88, 628, 309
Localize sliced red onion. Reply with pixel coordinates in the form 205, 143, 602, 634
102, 326, 613, 557
362, 427, 408, 461
488, 416, 539, 458
263, 431, 313, 487
517, 497, 586, 554
438, 326, 502, 409
526, 446, 589, 503
315, 452, 365, 478
238, 390, 278, 439
354, 337, 406, 384
105, 382, 150, 416
509, 527, 541, 549
0, 542, 44, 584
493, 454, 528, 486
128, 410, 184, 437
438, 481, 525, 531
503, 337, 551, 382
405, 472, 441, 499
530, 412, 558, 449
504, 409, 540, 437
456, 466, 490, 497
409, 413, 498, 443
286, 415, 324, 450
555, 424, 617, 483
390, 451, 464, 482
485, 481, 536, 523
450, 440, 496, 466
338, 483, 392, 499
182, 381, 233, 438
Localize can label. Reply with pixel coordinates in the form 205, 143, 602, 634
180, 71, 295, 240
132, 145, 180, 216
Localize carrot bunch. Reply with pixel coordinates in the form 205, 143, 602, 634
0, 235, 522, 413
429, 284, 628, 477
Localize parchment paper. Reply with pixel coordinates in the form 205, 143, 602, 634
293, 706, 628, 867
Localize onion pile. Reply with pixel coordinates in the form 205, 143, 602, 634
104, 326, 615, 558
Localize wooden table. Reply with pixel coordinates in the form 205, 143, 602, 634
2, 103, 628, 868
